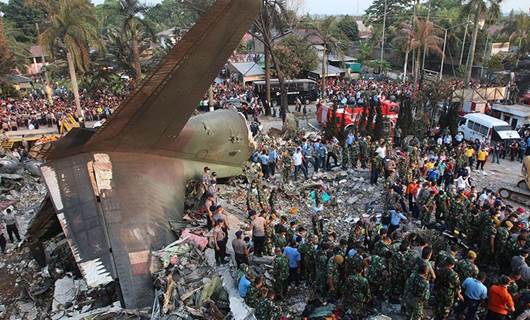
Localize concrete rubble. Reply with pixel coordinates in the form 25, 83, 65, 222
0, 131, 445, 320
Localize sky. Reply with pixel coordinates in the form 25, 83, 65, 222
87, 0, 530, 15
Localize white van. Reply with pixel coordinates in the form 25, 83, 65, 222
458, 113, 520, 143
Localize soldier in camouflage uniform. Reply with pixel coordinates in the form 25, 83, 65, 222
264, 214, 275, 256
479, 212, 498, 265
359, 137, 369, 169
403, 263, 430, 320
327, 254, 344, 300
494, 220, 513, 269
343, 264, 371, 319
455, 250, 479, 282
388, 241, 410, 300
259, 185, 271, 212
435, 190, 449, 221
272, 247, 289, 300
245, 276, 265, 309
350, 140, 360, 169
281, 150, 292, 183
367, 254, 389, 304
298, 235, 318, 284
247, 182, 260, 211
433, 256, 462, 320
341, 142, 350, 169
315, 242, 330, 296
254, 291, 281, 320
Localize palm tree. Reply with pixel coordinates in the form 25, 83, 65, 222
502, 12, 530, 68
35, 0, 99, 118
463, 0, 501, 86
252, 0, 292, 115
394, 18, 444, 89
303, 17, 347, 99
115, 0, 155, 84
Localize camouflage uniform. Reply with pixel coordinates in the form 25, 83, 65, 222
272, 255, 289, 299
359, 139, 369, 168
264, 224, 274, 256
254, 299, 281, 320
315, 249, 329, 296
479, 218, 497, 264
247, 185, 260, 211
434, 267, 461, 319
298, 242, 317, 283
245, 285, 262, 308
345, 254, 364, 275
403, 272, 430, 320
274, 234, 288, 250
343, 273, 371, 319
388, 248, 407, 298
327, 256, 341, 299
494, 226, 511, 261
455, 259, 479, 282
341, 143, 350, 169
350, 141, 360, 168
367, 255, 388, 299
435, 193, 449, 221
259, 187, 271, 212
281, 153, 292, 183
372, 240, 390, 257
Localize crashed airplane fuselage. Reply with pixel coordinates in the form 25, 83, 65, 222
40, 0, 260, 308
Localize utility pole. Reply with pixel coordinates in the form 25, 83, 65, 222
380, 0, 387, 72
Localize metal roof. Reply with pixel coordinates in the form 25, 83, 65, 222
492, 104, 530, 118
228, 62, 264, 77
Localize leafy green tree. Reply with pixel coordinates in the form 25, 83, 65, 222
357, 41, 373, 64
145, 0, 200, 33
463, 0, 501, 86
274, 34, 318, 79
0, 0, 46, 44
35, 0, 99, 117
0, 22, 15, 78
251, 0, 293, 115
337, 15, 359, 42
502, 12, 530, 68
394, 18, 444, 89
302, 16, 348, 97
114, 0, 155, 84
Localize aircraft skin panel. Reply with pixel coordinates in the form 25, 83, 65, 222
83, 0, 261, 155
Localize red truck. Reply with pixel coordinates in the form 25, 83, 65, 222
316, 100, 400, 136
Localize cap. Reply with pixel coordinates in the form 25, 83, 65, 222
518, 207, 526, 214
467, 250, 477, 260
335, 255, 344, 265
505, 221, 514, 229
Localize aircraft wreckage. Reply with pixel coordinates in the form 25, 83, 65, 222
36, 0, 260, 308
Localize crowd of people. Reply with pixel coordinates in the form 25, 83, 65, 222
195, 78, 530, 320
0, 87, 127, 132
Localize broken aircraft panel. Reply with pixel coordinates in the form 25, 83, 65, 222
41, 0, 260, 309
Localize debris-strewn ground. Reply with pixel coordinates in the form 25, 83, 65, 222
0, 137, 528, 319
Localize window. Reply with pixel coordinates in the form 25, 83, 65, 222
467, 120, 475, 129
472, 122, 481, 132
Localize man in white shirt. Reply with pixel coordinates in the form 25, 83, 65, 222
375, 143, 386, 159
293, 147, 307, 180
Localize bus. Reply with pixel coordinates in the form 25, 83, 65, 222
253, 79, 319, 107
